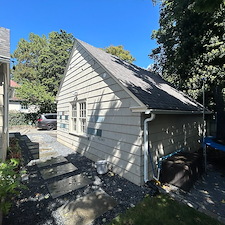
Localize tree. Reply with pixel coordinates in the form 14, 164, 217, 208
12, 30, 75, 113
103, 45, 136, 63
150, 0, 225, 138
191, 0, 225, 12
16, 81, 56, 113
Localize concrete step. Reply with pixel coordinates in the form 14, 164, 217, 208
39, 163, 77, 180
47, 174, 92, 198
56, 189, 117, 225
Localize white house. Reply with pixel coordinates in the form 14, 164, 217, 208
0, 27, 10, 161
56, 38, 205, 186
9, 80, 38, 113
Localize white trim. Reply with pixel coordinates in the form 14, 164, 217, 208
130, 106, 148, 113
149, 109, 211, 115
0, 56, 10, 64
130, 107, 211, 115
69, 98, 87, 135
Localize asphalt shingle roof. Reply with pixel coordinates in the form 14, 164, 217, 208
77, 39, 203, 112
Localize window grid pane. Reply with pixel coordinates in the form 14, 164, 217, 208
80, 118, 86, 133
79, 102, 86, 118
72, 104, 77, 118
79, 102, 86, 133
71, 103, 77, 132
73, 118, 76, 131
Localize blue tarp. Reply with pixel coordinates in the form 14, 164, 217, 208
204, 136, 225, 152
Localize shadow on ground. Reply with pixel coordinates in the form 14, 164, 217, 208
3, 132, 152, 225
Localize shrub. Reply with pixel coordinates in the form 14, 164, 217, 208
9, 112, 38, 126
0, 159, 23, 214
7, 137, 21, 160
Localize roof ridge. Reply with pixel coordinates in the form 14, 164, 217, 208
70, 38, 204, 112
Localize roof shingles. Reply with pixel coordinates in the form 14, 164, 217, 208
76, 39, 203, 112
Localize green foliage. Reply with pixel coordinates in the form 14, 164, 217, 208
16, 81, 56, 113
103, 45, 136, 63
191, 0, 225, 12
152, 0, 225, 12
12, 30, 75, 113
9, 112, 38, 126
151, 0, 225, 138
7, 137, 22, 160
150, 0, 225, 110
109, 194, 223, 225
0, 159, 23, 214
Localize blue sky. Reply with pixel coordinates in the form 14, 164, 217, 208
0, 0, 159, 68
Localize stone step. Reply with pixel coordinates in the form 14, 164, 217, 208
36, 156, 68, 168
56, 189, 117, 225
40, 163, 77, 180
47, 174, 92, 198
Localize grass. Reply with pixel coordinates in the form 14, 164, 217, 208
109, 194, 223, 225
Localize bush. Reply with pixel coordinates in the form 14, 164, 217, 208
7, 137, 21, 160
0, 138, 26, 215
0, 159, 23, 214
9, 112, 38, 126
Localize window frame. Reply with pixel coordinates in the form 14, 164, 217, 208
21, 104, 28, 110
69, 99, 87, 136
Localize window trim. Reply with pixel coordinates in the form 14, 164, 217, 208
69, 99, 87, 136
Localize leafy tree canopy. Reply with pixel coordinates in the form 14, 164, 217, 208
150, 0, 225, 137
12, 30, 75, 113
103, 45, 136, 63
152, 0, 224, 12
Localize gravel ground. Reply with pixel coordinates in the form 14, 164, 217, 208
4, 128, 225, 224
3, 130, 154, 225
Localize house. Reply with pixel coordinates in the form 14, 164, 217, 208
9, 80, 38, 113
56, 38, 205, 186
0, 27, 10, 161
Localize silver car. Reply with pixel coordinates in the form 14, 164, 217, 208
36, 113, 57, 130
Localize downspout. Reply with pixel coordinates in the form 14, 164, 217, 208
144, 113, 156, 183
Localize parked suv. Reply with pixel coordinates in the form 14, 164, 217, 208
36, 113, 57, 130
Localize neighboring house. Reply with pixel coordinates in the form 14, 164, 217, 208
0, 27, 10, 161
57, 38, 205, 186
9, 80, 38, 113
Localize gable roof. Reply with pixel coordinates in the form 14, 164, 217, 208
10, 80, 20, 88
77, 39, 204, 113
64, 38, 204, 113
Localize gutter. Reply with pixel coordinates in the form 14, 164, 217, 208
131, 107, 211, 115
143, 111, 156, 183
149, 109, 211, 115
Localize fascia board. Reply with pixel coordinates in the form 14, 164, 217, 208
131, 107, 211, 114
148, 109, 212, 115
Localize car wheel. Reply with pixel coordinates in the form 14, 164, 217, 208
47, 124, 54, 130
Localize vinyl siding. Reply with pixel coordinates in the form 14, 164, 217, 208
57, 41, 143, 185
144, 114, 202, 178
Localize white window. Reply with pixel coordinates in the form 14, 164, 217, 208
71, 102, 77, 132
70, 100, 87, 135
79, 102, 86, 133
21, 104, 28, 110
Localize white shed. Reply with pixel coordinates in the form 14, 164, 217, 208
57, 38, 204, 186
